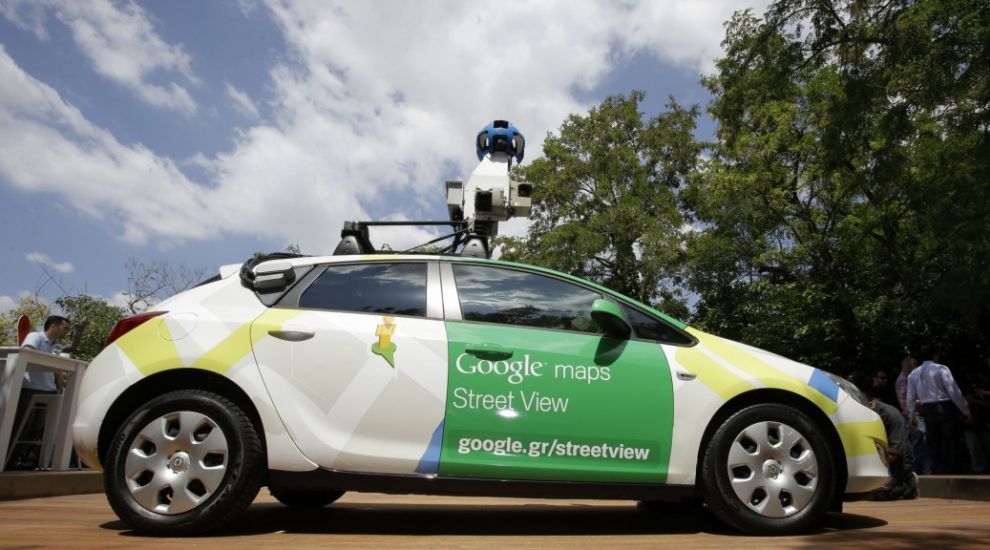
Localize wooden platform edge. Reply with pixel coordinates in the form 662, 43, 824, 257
0, 470, 103, 501
1, 472, 989, 502
917, 475, 990, 501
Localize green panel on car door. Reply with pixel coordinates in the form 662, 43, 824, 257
438, 321, 673, 483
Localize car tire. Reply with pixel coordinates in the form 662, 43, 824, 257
104, 389, 264, 535
269, 487, 344, 508
700, 403, 836, 534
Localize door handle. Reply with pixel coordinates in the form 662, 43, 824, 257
268, 330, 315, 342
465, 343, 514, 359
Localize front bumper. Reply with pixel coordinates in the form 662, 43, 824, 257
832, 399, 889, 495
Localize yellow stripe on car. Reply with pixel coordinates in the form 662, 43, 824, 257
836, 420, 886, 457
195, 308, 304, 373
191, 322, 256, 374
686, 329, 839, 415
118, 308, 305, 377
674, 345, 757, 400
116, 318, 182, 376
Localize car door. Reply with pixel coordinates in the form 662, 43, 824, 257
250, 260, 448, 475
438, 262, 675, 483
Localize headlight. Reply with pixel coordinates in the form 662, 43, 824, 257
825, 372, 869, 407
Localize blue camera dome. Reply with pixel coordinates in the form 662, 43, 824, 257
476, 120, 525, 163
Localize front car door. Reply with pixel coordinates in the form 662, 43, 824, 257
438, 261, 676, 483
250, 260, 448, 474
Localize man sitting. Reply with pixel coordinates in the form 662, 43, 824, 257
871, 396, 919, 500
5, 315, 70, 470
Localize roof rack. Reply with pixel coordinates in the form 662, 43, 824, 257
333, 220, 494, 258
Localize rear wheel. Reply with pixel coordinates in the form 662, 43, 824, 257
701, 403, 836, 534
104, 389, 264, 535
269, 487, 344, 508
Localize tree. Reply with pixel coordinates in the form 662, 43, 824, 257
0, 294, 51, 346
499, 91, 701, 318
684, 0, 990, 377
1, 293, 124, 361
123, 259, 209, 314
54, 295, 126, 361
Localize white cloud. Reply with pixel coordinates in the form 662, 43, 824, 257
0, 1, 770, 254
235, 0, 263, 18
25, 251, 75, 273
0, 45, 218, 245
623, 1, 768, 74
0, 1, 50, 39
0, 0, 198, 114
225, 82, 260, 119
0, 295, 16, 314
106, 291, 131, 310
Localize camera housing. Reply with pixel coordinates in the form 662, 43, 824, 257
448, 120, 532, 231
338, 120, 532, 259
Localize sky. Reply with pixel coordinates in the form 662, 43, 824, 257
0, 0, 768, 315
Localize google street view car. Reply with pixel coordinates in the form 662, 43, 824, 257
72, 253, 888, 535
71, 121, 888, 535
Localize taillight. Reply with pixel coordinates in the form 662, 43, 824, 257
104, 311, 167, 347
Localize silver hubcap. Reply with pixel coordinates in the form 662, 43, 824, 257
727, 421, 819, 518
124, 411, 229, 515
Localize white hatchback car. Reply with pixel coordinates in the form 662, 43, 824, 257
72, 254, 889, 535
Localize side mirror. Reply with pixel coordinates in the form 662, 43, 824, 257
252, 260, 296, 292
590, 299, 630, 339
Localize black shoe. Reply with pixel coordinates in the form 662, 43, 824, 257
901, 474, 919, 500
872, 481, 906, 501
872, 487, 902, 501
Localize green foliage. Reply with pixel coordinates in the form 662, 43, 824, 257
0, 295, 51, 346
1, 293, 123, 361
500, 91, 700, 319
685, 0, 990, 376
54, 295, 126, 362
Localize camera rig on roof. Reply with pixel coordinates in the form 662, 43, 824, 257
333, 120, 532, 259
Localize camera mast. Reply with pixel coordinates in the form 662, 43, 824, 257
333, 120, 531, 259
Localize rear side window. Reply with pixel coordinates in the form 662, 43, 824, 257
452, 264, 601, 334
299, 263, 427, 317
620, 303, 694, 345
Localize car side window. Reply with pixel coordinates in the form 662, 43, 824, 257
620, 303, 694, 345
452, 264, 601, 334
299, 263, 427, 317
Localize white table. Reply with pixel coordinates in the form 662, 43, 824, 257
0, 347, 87, 471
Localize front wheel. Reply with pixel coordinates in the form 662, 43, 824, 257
700, 403, 836, 534
104, 389, 265, 535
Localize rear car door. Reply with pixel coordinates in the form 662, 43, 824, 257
438, 262, 675, 483
250, 260, 448, 474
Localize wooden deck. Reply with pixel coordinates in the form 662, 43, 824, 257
0, 491, 988, 549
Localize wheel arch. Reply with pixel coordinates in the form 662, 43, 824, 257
695, 388, 848, 507
97, 368, 267, 470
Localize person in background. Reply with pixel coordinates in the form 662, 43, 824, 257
906, 346, 971, 474
6, 315, 70, 469
963, 359, 990, 473
896, 356, 931, 474
868, 369, 898, 409
896, 357, 916, 411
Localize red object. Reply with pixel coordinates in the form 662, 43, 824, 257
104, 311, 167, 348
16, 315, 31, 346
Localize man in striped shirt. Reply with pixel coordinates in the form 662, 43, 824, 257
906, 347, 971, 474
